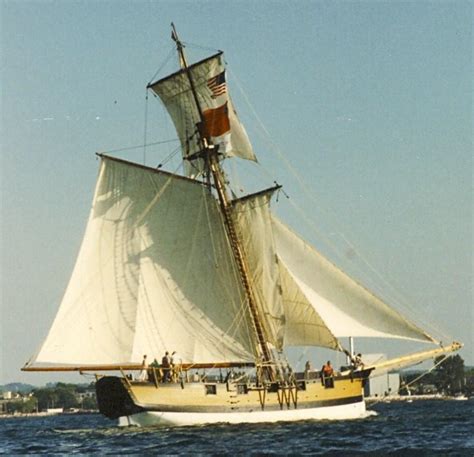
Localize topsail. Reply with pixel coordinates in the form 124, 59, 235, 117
148, 53, 256, 178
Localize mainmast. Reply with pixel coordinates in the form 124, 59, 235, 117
169, 25, 274, 380
171, 23, 212, 187
171, 23, 189, 69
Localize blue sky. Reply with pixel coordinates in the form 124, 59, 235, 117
1, 1, 472, 385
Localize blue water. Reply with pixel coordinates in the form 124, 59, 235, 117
1, 400, 472, 455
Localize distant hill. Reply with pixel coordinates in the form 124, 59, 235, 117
1, 382, 35, 393
1, 381, 94, 393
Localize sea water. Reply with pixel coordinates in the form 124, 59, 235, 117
0, 400, 472, 455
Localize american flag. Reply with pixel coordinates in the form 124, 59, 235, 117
207, 71, 227, 98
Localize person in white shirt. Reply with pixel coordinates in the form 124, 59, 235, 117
170, 351, 182, 382
138, 354, 148, 381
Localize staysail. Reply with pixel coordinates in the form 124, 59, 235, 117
278, 260, 341, 350
148, 52, 256, 177
27, 156, 257, 368
271, 216, 436, 343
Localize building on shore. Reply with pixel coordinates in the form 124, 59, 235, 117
359, 354, 401, 398
364, 372, 400, 398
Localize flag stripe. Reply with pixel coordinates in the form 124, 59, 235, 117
207, 71, 227, 98
202, 103, 230, 138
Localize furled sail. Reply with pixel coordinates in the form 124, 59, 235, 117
148, 52, 256, 177
28, 156, 257, 368
271, 217, 436, 343
232, 191, 341, 351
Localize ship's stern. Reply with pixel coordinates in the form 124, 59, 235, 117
95, 376, 143, 419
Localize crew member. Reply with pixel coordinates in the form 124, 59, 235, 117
170, 351, 182, 382
161, 351, 171, 382
353, 353, 364, 369
321, 360, 334, 388
138, 354, 148, 382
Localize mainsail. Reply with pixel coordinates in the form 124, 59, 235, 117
148, 52, 256, 177
28, 156, 257, 367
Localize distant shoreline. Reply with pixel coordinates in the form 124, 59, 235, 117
1, 396, 470, 419
366, 394, 469, 403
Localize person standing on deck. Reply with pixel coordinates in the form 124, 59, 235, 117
321, 360, 334, 388
161, 351, 171, 382
353, 353, 364, 369
137, 354, 148, 381
148, 358, 160, 383
170, 351, 182, 382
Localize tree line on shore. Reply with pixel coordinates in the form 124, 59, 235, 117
0, 382, 97, 414
400, 355, 473, 396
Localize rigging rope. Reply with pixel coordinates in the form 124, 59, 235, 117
143, 89, 149, 164
181, 41, 222, 55
156, 145, 181, 169
100, 139, 179, 155
199, 173, 257, 354
147, 45, 176, 85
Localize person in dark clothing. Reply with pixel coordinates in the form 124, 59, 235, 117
161, 351, 171, 382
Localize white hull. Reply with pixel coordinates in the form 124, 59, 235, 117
118, 399, 368, 427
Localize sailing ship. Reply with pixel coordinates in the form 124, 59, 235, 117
23, 26, 462, 427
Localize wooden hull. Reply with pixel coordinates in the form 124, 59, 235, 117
96, 372, 371, 426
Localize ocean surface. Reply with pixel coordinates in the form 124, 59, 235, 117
1, 399, 472, 455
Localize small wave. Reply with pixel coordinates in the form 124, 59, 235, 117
52, 427, 101, 434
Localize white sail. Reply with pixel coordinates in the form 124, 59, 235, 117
148, 52, 256, 177
29, 156, 256, 367
278, 260, 341, 350
271, 217, 436, 343
232, 191, 285, 350
232, 191, 341, 351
